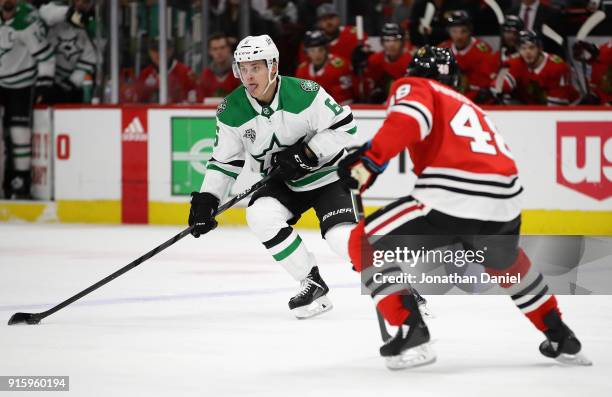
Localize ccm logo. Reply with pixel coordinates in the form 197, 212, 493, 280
322, 208, 353, 222
557, 122, 612, 200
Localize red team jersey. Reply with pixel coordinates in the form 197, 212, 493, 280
366, 77, 523, 222
590, 41, 612, 104
439, 38, 494, 100
500, 52, 579, 105
295, 54, 354, 104
134, 60, 196, 103
298, 26, 367, 63
196, 67, 241, 102
363, 51, 413, 99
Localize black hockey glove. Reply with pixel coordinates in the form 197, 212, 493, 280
189, 192, 220, 238
271, 141, 318, 181
337, 143, 388, 193
572, 40, 599, 63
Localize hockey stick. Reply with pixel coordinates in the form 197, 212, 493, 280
575, 10, 606, 97
351, 186, 393, 342
7, 170, 279, 326
483, 0, 504, 26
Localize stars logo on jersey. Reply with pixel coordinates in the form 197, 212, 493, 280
261, 106, 273, 117
216, 99, 227, 116
57, 35, 80, 62
243, 128, 256, 143
251, 133, 291, 173
300, 80, 320, 92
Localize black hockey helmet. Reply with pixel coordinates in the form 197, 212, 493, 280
303, 30, 329, 48
501, 15, 524, 32
407, 45, 460, 89
381, 23, 404, 40
446, 10, 472, 29
518, 30, 542, 47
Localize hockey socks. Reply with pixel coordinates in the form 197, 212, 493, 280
262, 226, 315, 281
487, 248, 559, 331
10, 126, 32, 172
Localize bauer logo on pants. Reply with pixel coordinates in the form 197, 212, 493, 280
557, 121, 612, 201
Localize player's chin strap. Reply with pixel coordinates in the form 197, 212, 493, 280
260, 64, 278, 97
235, 59, 279, 99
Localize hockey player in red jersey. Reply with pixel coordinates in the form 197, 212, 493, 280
196, 33, 241, 102
490, 15, 524, 78
573, 39, 612, 105
337, 46, 590, 370
496, 30, 579, 105
297, 4, 366, 65
361, 23, 413, 104
439, 10, 494, 103
295, 30, 354, 105
131, 40, 197, 104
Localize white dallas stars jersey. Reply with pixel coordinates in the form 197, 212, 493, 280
0, 2, 54, 88
202, 76, 357, 199
39, 3, 97, 87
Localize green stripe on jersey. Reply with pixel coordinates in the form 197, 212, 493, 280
206, 163, 239, 179
286, 167, 337, 188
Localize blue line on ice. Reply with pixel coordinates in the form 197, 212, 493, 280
0, 283, 361, 312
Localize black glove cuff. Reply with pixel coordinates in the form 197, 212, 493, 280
190, 192, 220, 211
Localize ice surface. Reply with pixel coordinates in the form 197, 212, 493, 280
1, 223, 610, 396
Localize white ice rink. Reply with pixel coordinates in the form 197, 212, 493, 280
1, 223, 610, 396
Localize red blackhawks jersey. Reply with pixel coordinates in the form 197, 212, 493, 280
196, 67, 241, 102
134, 60, 196, 103
363, 51, 413, 99
590, 41, 612, 104
295, 54, 354, 104
500, 52, 579, 105
298, 25, 367, 63
439, 38, 494, 101
365, 77, 523, 222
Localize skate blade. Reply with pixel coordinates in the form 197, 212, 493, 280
554, 352, 593, 366
418, 303, 435, 319
385, 343, 437, 370
292, 295, 333, 319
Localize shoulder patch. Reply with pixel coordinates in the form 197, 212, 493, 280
300, 79, 320, 92
216, 98, 227, 116
216, 86, 258, 127
550, 55, 563, 64
279, 77, 320, 114
476, 42, 490, 52
330, 57, 344, 68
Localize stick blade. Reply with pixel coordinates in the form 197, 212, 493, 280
8, 312, 41, 326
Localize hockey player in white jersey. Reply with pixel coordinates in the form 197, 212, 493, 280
188, 35, 359, 319
0, 0, 55, 198
38, 0, 96, 103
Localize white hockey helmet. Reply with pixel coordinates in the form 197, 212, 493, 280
232, 35, 280, 94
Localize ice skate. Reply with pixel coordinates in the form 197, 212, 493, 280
539, 310, 592, 366
380, 295, 436, 370
289, 266, 333, 319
